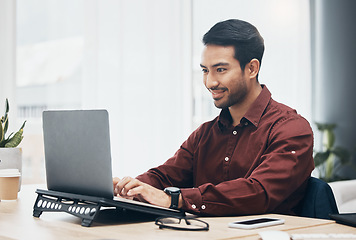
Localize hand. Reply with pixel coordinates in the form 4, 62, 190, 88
113, 177, 120, 194
113, 176, 171, 208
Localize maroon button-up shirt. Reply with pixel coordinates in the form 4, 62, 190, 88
136, 85, 314, 216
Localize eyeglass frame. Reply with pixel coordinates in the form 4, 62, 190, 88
155, 216, 209, 231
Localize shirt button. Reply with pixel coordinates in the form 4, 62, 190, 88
232, 130, 237, 135
225, 157, 229, 162
192, 204, 196, 209
201, 205, 206, 210
245, 122, 249, 126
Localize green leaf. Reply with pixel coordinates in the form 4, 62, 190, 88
325, 129, 335, 149
314, 151, 330, 166
1, 99, 26, 148
5, 129, 23, 148
3, 115, 8, 135
315, 122, 337, 131
5, 98, 9, 113
2, 99, 10, 136
0, 121, 3, 142
331, 146, 351, 164
325, 154, 334, 180
19, 120, 26, 130
4, 121, 26, 148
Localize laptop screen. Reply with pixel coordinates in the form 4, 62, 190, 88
43, 110, 114, 199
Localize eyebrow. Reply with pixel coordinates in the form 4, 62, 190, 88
200, 62, 230, 68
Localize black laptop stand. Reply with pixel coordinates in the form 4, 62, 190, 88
33, 189, 185, 227
33, 189, 106, 227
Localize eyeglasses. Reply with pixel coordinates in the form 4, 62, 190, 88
155, 216, 209, 231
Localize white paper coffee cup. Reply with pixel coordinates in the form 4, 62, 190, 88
0, 169, 21, 200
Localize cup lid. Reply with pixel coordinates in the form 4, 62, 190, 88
0, 168, 21, 177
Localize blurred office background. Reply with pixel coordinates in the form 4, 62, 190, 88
0, 0, 355, 184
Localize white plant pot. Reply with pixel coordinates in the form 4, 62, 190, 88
0, 148, 22, 191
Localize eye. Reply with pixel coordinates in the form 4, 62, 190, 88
217, 68, 226, 73
201, 68, 208, 74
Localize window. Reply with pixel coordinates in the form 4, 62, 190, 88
17, 0, 85, 183
16, 0, 192, 183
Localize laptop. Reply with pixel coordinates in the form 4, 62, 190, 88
40, 109, 184, 220
329, 213, 356, 228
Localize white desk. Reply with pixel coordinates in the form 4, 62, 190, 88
0, 184, 355, 239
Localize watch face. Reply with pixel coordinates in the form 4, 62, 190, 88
165, 187, 180, 193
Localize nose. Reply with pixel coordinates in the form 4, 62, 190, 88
204, 73, 219, 89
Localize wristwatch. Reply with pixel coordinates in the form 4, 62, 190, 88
164, 187, 181, 209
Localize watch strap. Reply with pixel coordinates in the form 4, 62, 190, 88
164, 187, 180, 209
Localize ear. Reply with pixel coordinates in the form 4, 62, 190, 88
246, 59, 260, 79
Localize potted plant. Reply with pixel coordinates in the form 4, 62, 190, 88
314, 122, 355, 182
0, 98, 26, 191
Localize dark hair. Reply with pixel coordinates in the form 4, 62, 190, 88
203, 19, 264, 77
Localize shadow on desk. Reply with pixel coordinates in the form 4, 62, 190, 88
89, 208, 158, 226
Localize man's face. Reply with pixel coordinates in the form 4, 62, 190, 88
200, 45, 249, 109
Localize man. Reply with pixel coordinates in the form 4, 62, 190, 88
113, 19, 314, 216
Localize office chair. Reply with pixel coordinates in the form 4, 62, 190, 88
297, 177, 339, 220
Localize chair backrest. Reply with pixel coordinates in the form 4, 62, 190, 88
298, 177, 339, 219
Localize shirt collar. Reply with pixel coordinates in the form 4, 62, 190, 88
218, 84, 271, 129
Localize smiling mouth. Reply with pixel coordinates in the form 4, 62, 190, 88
209, 88, 226, 100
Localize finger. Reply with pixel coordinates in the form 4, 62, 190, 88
126, 185, 145, 197
113, 177, 121, 195
126, 185, 150, 203
127, 184, 170, 208
120, 178, 143, 195
115, 194, 134, 201
116, 176, 135, 196
115, 176, 130, 195
113, 177, 120, 185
